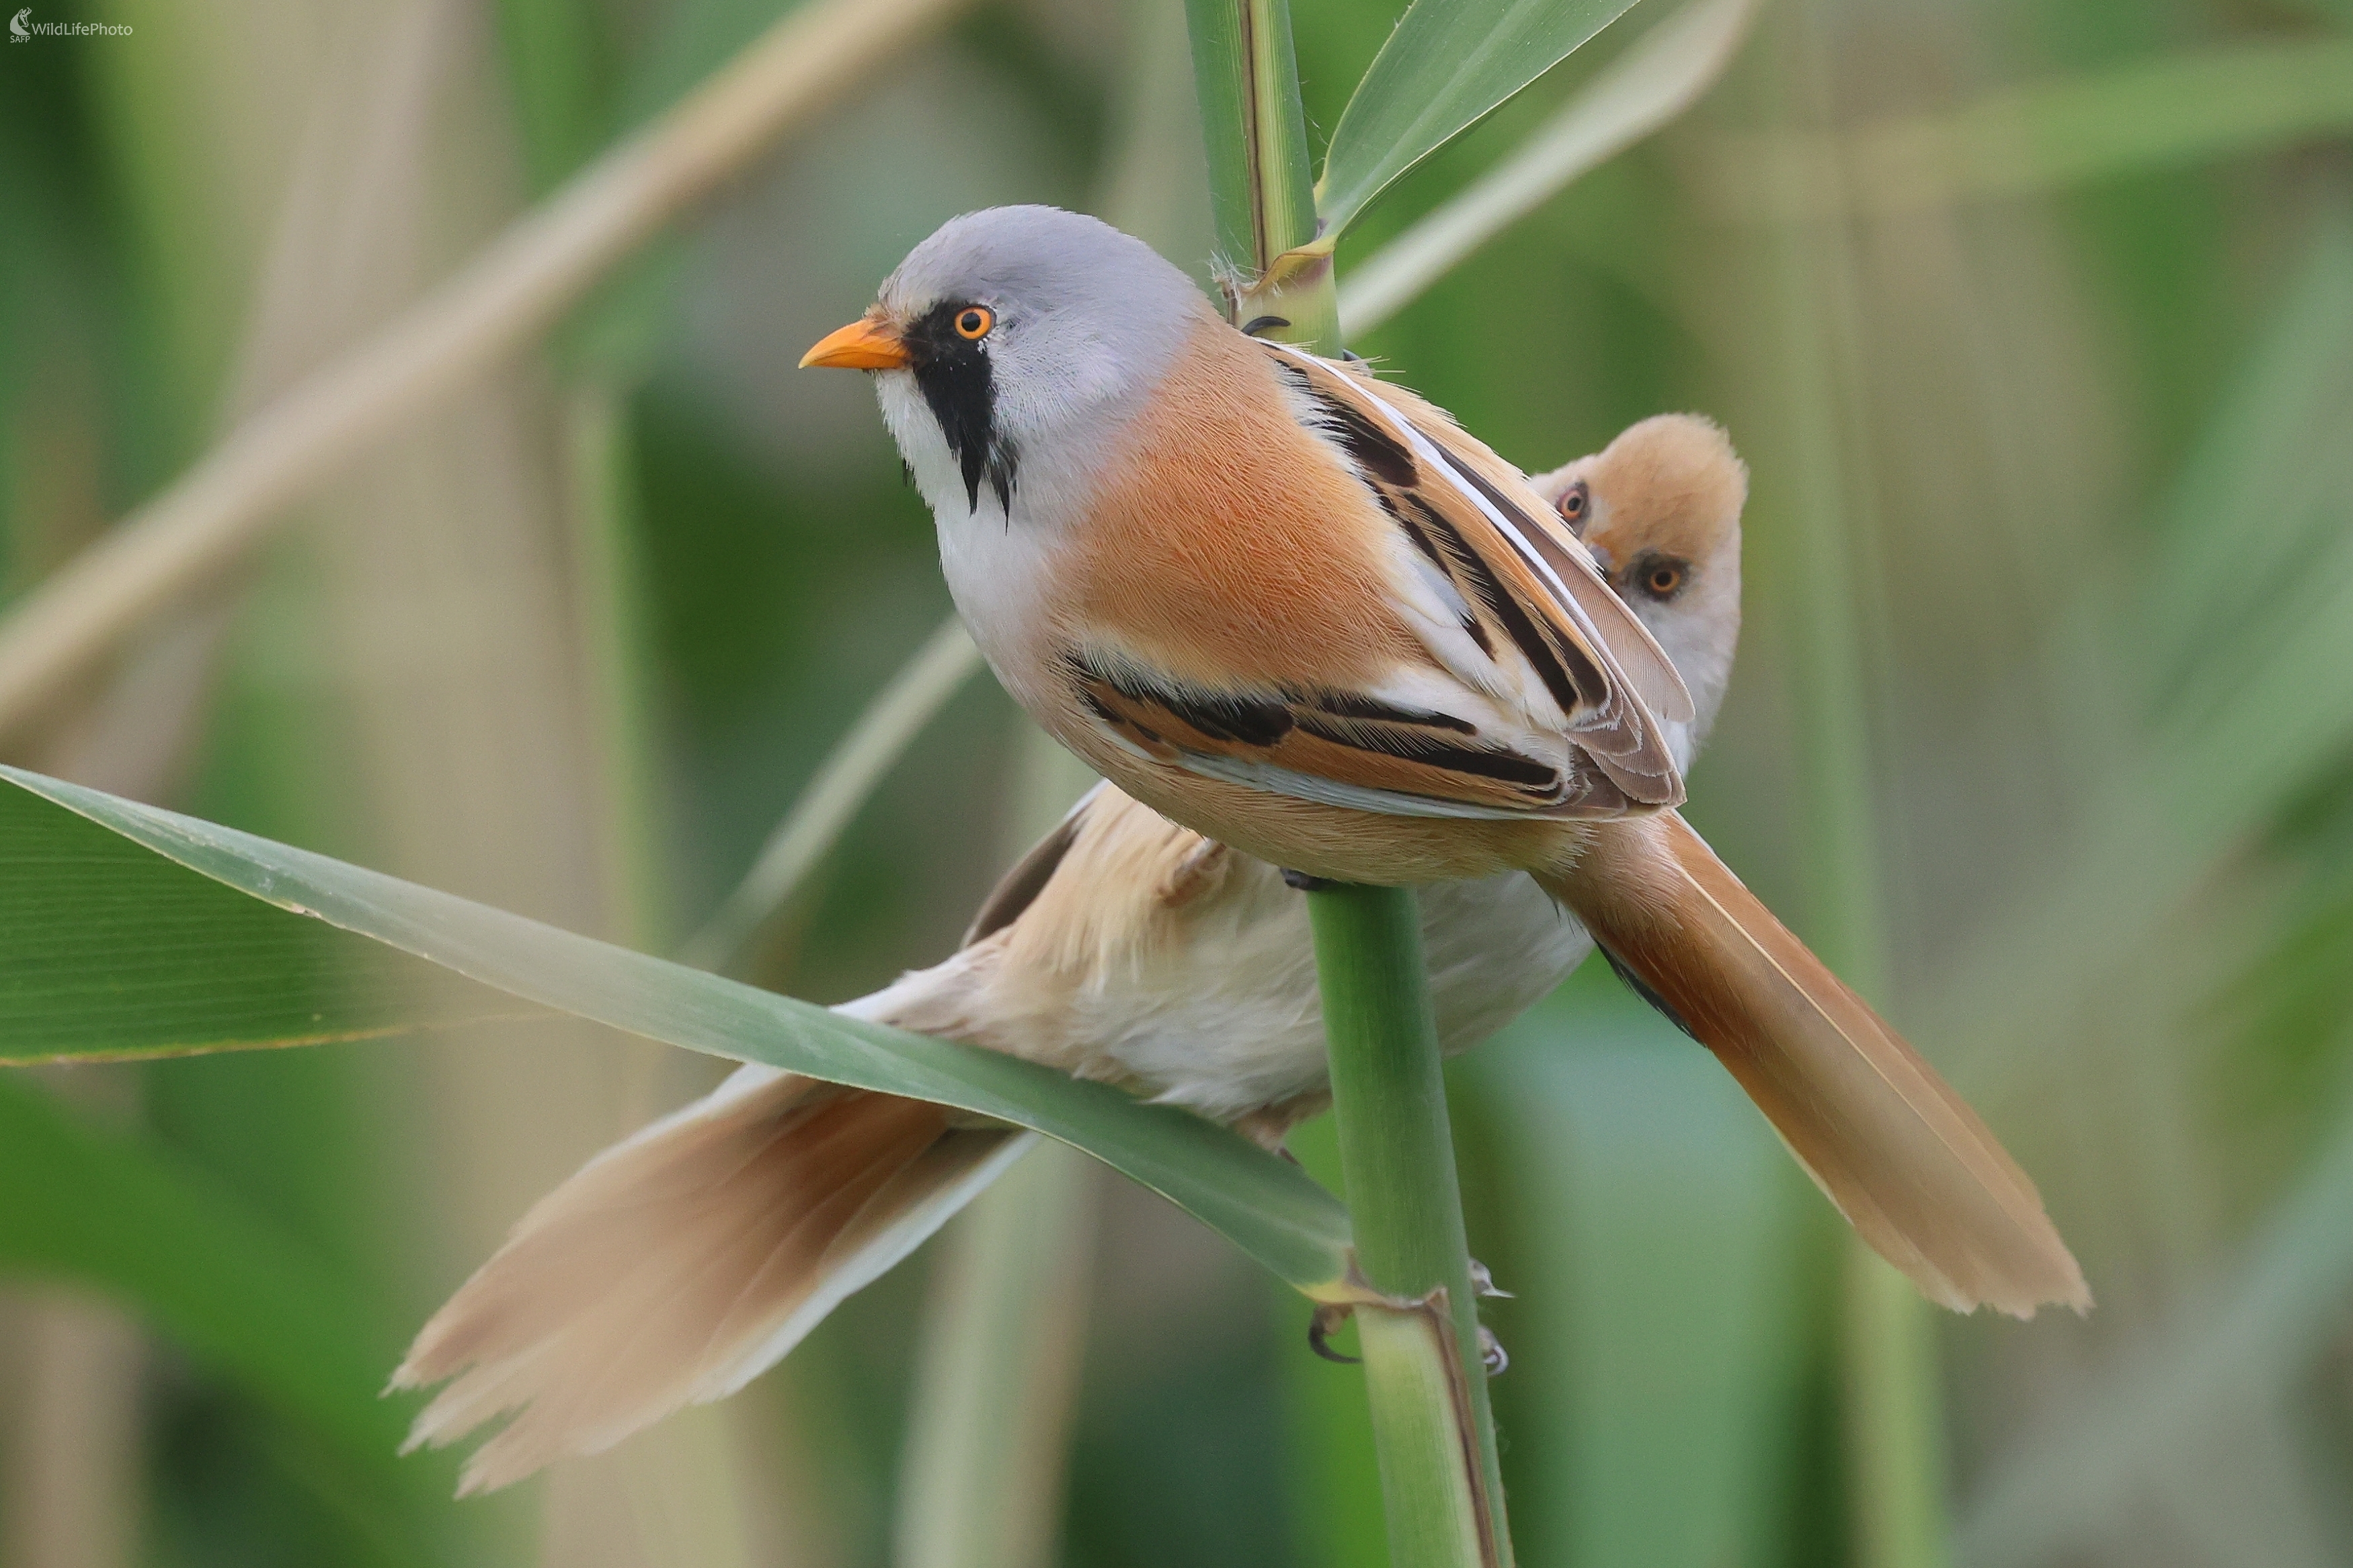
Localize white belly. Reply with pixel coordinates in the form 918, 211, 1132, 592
1036, 863, 1587, 1121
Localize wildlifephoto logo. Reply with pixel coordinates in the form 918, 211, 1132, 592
11, 8, 133, 38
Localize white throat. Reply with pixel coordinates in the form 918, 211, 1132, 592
873, 369, 1117, 690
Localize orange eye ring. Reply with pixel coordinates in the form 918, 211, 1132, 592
1645, 563, 1685, 596
954, 306, 994, 341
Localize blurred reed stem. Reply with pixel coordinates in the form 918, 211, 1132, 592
891, 1130, 1096, 1568
561, 386, 669, 953
680, 616, 980, 975
1337, 0, 1761, 341
0, 0, 969, 753
1760, 7, 1950, 1565
891, 716, 1097, 1568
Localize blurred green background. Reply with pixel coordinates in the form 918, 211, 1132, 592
4, 0, 2353, 1563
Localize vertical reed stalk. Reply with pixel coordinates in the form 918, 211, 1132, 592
1761, 7, 1952, 1565
1181, 0, 1337, 349
891, 1137, 1098, 1568
1309, 885, 1513, 1567
1183, 8, 1509, 1558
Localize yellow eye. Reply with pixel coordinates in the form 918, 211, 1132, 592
1643, 561, 1686, 597
955, 306, 994, 341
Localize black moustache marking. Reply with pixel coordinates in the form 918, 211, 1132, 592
905, 301, 1020, 513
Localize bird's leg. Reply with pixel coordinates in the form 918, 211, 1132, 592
1230, 1089, 1332, 1151
1308, 1304, 1361, 1364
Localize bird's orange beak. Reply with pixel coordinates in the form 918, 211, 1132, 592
800, 315, 909, 370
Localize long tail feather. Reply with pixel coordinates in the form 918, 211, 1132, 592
1539, 813, 2089, 1317
392, 1065, 1027, 1493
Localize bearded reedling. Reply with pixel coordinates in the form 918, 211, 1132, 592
802, 206, 2086, 1321
393, 413, 1766, 1494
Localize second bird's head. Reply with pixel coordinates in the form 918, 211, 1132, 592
801, 205, 1211, 520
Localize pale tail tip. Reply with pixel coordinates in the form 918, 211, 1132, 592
1977, 1258, 2093, 1321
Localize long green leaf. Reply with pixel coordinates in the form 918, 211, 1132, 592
1316, 0, 1646, 243
0, 781, 510, 1061
0, 767, 1354, 1296
1338, 0, 1758, 338
1709, 36, 2353, 218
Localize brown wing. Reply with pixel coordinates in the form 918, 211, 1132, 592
1261, 343, 1690, 809
1066, 649, 1630, 820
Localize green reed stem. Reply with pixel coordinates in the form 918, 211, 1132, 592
1309, 884, 1513, 1568
1186, 7, 1503, 1557
1181, 0, 1337, 349
1761, 6, 1952, 1564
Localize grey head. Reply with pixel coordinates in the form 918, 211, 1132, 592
867, 206, 1213, 518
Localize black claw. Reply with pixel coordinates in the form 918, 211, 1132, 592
1240, 315, 1292, 337
1281, 868, 1339, 892
1308, 1305, 1361, 1364
1479, 1325, 1509, 1376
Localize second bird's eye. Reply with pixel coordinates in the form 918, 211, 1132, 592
1556, 479, 1590, 531
955, 306, 994, 340
1638, 559, 1687, 598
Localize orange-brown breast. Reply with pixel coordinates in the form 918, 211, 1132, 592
1057, 319, 1425, 690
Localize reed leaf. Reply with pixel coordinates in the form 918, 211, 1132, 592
1339, 0, 1759, 338
0, 766, 1354, 1298
1707, 35, 2353, 219
1314, 0, 1647, 244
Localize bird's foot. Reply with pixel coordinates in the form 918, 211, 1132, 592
1307, 1305, 1360, 1365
